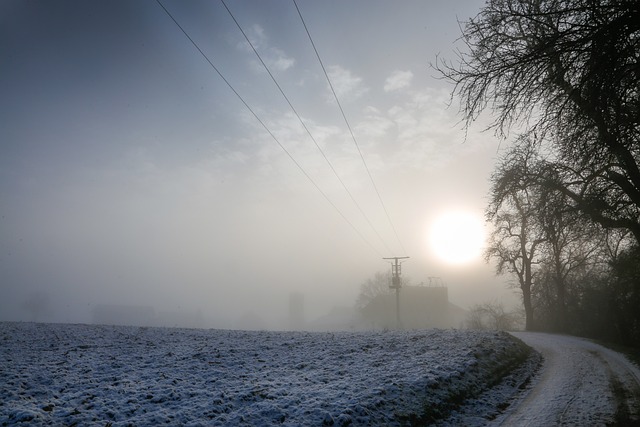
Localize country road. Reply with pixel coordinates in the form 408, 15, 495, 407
492, 332, 640, 426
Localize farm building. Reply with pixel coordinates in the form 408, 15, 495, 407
361, 284, 466, 330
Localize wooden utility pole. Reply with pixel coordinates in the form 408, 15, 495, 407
383, 256, 409, 329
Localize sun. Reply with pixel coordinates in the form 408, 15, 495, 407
428, 211, 486, 265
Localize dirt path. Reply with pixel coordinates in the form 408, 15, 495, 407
492, 332, 640, 426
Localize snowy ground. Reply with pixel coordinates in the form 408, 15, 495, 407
0, 322, 535, 426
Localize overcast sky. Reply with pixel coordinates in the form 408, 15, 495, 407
0, 0, 519, 327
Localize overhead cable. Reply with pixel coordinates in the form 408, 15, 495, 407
220, 0, 393, 256
155, 0, 383, 257
292, 0, 407, 256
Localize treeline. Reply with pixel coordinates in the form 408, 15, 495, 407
437, 0, 640, 347
485, 138, 639, 346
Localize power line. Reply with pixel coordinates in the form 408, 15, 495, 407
220, 0, 393, 256
155, 0, 383, 257
292, 0, 407, 256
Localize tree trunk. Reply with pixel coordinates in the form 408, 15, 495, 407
553, 248, 568, 333
522, 285, 534, 331
523, 261, 535, 331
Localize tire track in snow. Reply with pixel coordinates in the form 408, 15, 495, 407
593, 349, 640, 424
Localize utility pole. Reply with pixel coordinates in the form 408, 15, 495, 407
383, 256, 409, 329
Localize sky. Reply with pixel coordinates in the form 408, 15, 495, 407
0, 0, 520, 328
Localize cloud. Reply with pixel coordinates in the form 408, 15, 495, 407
383, 88, 495, 172
239, 24, 296, 72
354, 106, 395, 139
326, 65, 369, 101
384, 70, 413, 92
249, 24, 266, 47
268, 48, 295, 71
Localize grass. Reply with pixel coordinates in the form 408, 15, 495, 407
401, 334, 537, 426
592, 339, 640, 368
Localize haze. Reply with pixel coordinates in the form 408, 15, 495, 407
0, 0, 518, 329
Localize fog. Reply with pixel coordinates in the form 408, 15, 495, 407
0, 0, 519, 330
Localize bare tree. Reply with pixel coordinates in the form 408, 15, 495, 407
487, 137, 614, 331
486, 139, 546, 330
466, 301, 519, 331
436, 0, 640, 242
465, 305, 487, 330
536, 190, 606, 332
355, 272, 410, 311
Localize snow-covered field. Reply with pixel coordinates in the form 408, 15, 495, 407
0, 322, 535, 426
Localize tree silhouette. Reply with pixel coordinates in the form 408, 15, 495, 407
486, 139, 546, 330
437, 0, 640, 242
355, 271, 410, 311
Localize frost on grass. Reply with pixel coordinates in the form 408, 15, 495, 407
0, 323, 534, 426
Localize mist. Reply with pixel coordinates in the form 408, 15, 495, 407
0, 0, 520, 330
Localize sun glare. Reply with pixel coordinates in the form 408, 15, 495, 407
428, 211, 486, 265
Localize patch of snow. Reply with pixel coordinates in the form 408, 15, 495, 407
0, 322, 534, 426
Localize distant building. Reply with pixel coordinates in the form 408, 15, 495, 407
361, 284, 466, 330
